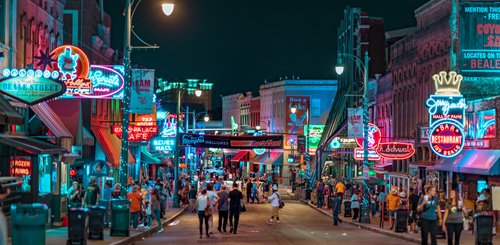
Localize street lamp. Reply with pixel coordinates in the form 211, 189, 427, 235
203, 114, 210, 122
195, 85, 202, 97
335, 51, 371, 224
161, 2, 175, 16
256, 125, 261, 131
120, 0, 173, 188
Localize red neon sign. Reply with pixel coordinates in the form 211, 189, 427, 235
10, 157, 32, 176
355, 123, 381, 149
50, 45, 90, 80
430, 122, 464, 158
70, 169, 77, 176
375, 142, 415, 160
112, 125, 158, 142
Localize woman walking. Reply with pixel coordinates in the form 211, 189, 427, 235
150, 188, 164, 233
350, 190, 360, 221
417, 186, 442, 245
196, 189, 211, 238
442, 190, 466, 245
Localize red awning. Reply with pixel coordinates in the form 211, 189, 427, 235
91, 127, 136, 167
252, 152, 283, 166
231, 151, 249, 162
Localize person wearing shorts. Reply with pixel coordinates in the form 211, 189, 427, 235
386, 187, 400, 230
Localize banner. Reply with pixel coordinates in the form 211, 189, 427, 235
348, 108, 363, 138
285, 96, 309, 149
131, 69, 155, 114
180, 133, 283, 149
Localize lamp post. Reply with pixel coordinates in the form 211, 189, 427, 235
335, 50, 371, 224
172, 82, 202, 208
120, 0, 174, 188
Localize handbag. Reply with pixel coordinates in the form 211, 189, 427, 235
463, 218, 469, 231
277, 193, 285, 209
205, 196, 212, 217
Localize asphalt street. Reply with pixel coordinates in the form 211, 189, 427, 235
134, 200, 411, 245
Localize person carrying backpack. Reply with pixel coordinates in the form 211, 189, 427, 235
267, 186, 281, 224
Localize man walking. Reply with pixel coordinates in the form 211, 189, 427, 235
215, 185, 229, 232
228, 182, 243, 234
82, 178, 100, 207
246, 179, 253, 203
332, 192, 342, 226
315, 179, 325, 208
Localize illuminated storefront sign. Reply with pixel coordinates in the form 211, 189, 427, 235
305, 125, 324, 150
50, 45, 90, 81
354, 148, 380, 161
375, 142, 415, 160
63, 65, 124, 99
459, 2, 500, 79
253, 148, 266, 155
330, 137, 357, 149
10, 156, 32, 176
0, 68, 66, 105
181, 133, 283, 149
112, 125, 158, 142
426, 71, 466, 158
355, 123, 381, 149
149, 137, 175, 152
430, 122, 465, 158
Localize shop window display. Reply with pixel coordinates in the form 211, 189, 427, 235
39, 155, 52, 194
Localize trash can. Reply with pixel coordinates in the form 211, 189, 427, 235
67, 208, 88, 245
11, 203, 48, 245
395, 209, 408, 233
88, 206, 105, 240
343, 201, 352, 217
474, 213, 494, 245
110, 199, 130, 237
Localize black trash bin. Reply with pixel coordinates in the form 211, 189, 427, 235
395, 209, 408, 233
11, 203, 48, 245
343, 201, 352, 217
67, 208, 89, 245
88, 206, 105, 240
474, 213, 494, 245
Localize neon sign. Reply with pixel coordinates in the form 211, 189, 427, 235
426, 71, 466, 158
0, 68, 66, 105
375, 142, 415, 160
49, 45, 90, 81
62, 65, 124, 99
355, 123, 381, 149
253, 148, 266, 155
353, 148, 380, 161
112, 125, 158, 142
149, 137, 176, 152
10, 157, 32, 176
305, 125, 324, 150
429, 121, 465, 158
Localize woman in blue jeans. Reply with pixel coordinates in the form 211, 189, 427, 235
442, 190, 466, 245
148, 189, 163, 233
417, 186, 442, 245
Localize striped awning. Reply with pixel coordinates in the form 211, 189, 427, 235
83, 127, 94, 146
31, 102, 73, 138
0, 134, 66, 154
0, 96, 23, 125
91, 127, 136, 167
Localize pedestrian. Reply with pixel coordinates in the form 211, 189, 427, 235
442, 189, 466, 245
101, 182, 113, 227
246, 179, 253, 203
228, 182, 243, 234
189, 185, 197, 213
350, 190, 360, 221
267, 185, 281, 224
335, 179, 346, 201
127, 185, 143, 230
0, 183, 11, 245
111, 183, 122, 199
150, 188, 164, 233
315, 179, 325, 208
67, 181, 82, 207
417, 186, 442, 245
196, 189, 211, 238
332, 192, 342, 226
215, 185, 229, 232
409, 188, 419, 233
386, 186, 400, 230
82, 177, 100, 207
206, 184, 217, 234
252, 179, 260, 204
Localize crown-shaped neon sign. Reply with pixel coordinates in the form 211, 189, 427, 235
432, 71, 463, 95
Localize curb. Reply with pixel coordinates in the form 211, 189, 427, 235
109, 206, 188, 245
300, 200, 434, 245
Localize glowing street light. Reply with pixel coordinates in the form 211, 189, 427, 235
195, 85, 202, 97
203, 114, 210, 122
162, 2, 175, 16
335, 57, 345, 75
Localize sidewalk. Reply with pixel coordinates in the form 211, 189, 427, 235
10, 206, 187, 245
301, 199, 499, 245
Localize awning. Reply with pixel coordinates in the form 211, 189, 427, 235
253, 152, 283, 166
31, 102, 73, 138
431, 150, 500, 176
374, 162, 393, 172
83, 127, 94, 146
0, 96, 23, 125
91, 127, 136, 167
231, 150, 249, 162
0, 134, 66, 154
141, 150, 161, 164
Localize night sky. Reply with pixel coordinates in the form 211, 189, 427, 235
104, 0, 429, 109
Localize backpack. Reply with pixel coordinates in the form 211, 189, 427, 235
277, 193, 285, 209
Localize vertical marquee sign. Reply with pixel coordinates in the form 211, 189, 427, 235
426, 71, 467, 158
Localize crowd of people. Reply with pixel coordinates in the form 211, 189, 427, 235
313, 177, 495, 245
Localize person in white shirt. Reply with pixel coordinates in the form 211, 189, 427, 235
206, 184, 218, 234
267, 186, 281, 224
196, 189, 210, 238
350, 191, 360, 221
